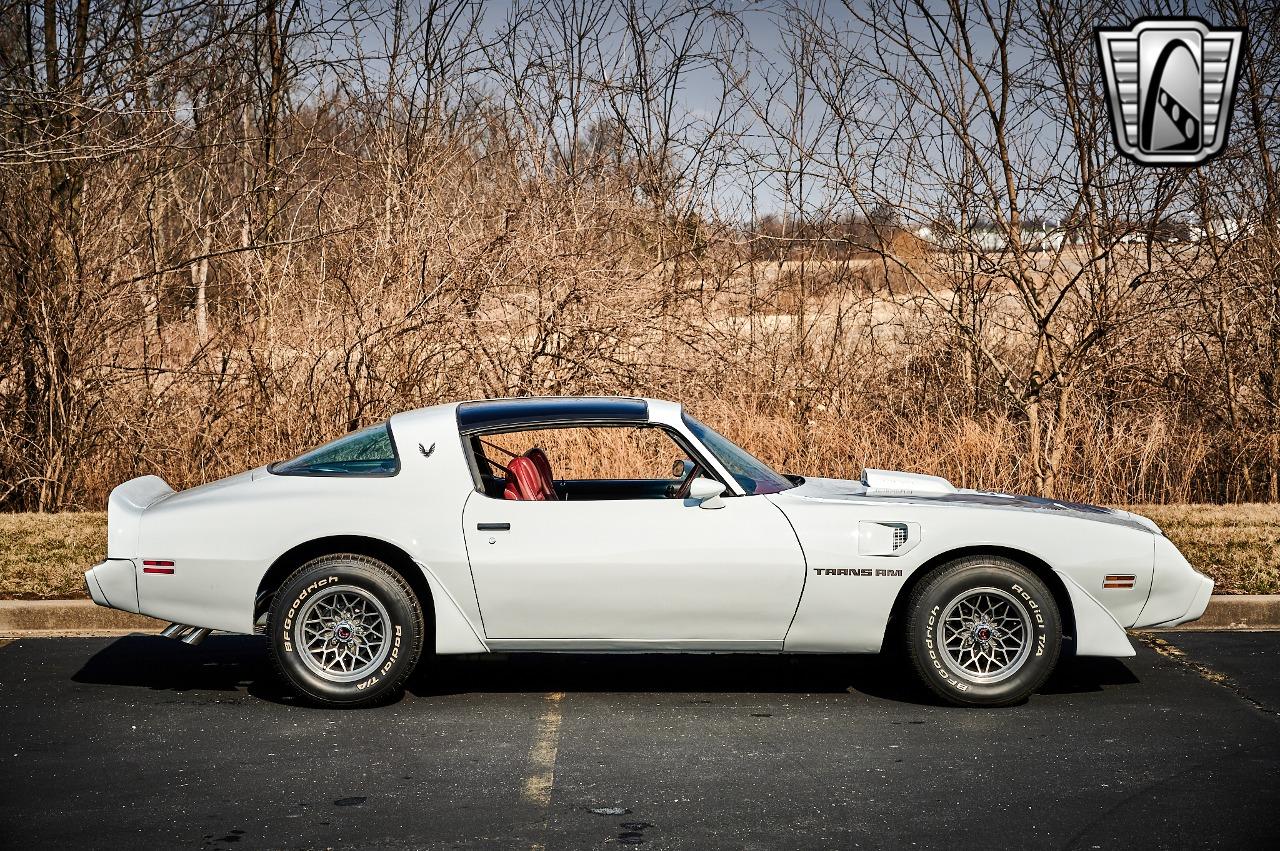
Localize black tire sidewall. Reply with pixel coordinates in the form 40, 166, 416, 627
269, 555, 423, 706
908, 559, 1061, 706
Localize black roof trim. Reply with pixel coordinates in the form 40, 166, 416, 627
456, 397, 650, 433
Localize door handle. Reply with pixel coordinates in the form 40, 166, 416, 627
477, 522, 511, 531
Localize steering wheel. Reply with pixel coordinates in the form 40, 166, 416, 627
670, 459, 700, 499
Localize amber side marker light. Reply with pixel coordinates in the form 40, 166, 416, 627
142, 560, 175, 574
1103, 574, 1136, 589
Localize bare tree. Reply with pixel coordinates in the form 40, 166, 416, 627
0, 0, 1276, 510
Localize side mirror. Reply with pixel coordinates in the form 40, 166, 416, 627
688, 477, 726, 509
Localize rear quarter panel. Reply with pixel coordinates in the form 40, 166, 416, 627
134, 407, 483, 637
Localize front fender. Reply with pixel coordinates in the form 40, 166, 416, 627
1054, 570, 1135, 657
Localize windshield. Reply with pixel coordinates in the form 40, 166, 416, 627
682, 413, 795, 495
271, 423, 400, 477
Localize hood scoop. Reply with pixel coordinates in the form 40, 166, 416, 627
861, 468, 957, 498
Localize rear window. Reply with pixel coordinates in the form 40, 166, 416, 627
270, 423, 400, 477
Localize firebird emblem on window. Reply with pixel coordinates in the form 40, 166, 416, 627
1096, 18, 1245, 166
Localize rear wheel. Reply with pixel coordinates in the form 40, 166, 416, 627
268, 553, 424, 707
904, 556, 1061, 706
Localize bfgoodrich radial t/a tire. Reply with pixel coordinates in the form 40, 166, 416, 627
905, 556, 1062, 707
269, 554, 424, 707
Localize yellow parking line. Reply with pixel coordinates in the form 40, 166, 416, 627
523, 691, 565, 851
523, 691, 565, 807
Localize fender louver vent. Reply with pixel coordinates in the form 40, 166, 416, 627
858, 521, 919, 556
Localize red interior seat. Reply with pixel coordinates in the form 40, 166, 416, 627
503, 455, 548, 501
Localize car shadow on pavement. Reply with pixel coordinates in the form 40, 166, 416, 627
70, 634, 1142, 708
412, 650, 1140, 705
72, 634, 293, 703
421, 651, 919, 699
1041, 655, 1141, 694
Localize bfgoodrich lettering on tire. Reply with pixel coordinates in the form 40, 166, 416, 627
904, 555, 1061, 707
268, 553, 424, 707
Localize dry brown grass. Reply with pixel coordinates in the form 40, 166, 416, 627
0, 506, 1274, 599
1124, 504, 1280, 596
0, 513, 106, 599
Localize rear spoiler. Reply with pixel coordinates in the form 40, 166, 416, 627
106, 475, 174, 559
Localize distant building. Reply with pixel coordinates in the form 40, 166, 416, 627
1188, 218, 1250, 243
915, 222, 1068, 252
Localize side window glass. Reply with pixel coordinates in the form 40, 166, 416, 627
480, 427, 677, 480
272, 423, 399, 477
470, 426, 709, 500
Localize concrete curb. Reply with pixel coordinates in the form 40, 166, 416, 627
1, 594, 1279, 638
0, 598, 164, 636
1146, 594, 1280, 631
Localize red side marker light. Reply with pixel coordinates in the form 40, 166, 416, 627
143, 560, 175, 574
1103, 574, 1136, 589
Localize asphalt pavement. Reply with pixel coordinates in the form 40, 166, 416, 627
1, 633, 1278, 850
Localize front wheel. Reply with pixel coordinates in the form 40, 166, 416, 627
904, 556, 1061, 707
268, 553, 425, 707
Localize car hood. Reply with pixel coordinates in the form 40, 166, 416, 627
783, 475, 1160, 535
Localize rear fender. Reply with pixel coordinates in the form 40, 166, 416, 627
107, 475, 174, 558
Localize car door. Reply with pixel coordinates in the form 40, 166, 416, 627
461, 490, 806, 647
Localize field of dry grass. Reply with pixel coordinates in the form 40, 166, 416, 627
0, 513, 106, 599
1127, 505, 1280, 596
0, 505, 1274, 600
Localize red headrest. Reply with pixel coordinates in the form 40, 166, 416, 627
503, 455, 547, 501
524, 448, 557, 500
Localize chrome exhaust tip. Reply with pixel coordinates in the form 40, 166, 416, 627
161, 623, 210, 645
180, 627, 211, 646
160, 623, 188, 639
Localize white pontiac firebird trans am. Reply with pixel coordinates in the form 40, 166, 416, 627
85, 396, 1212, 707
